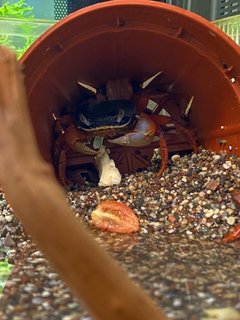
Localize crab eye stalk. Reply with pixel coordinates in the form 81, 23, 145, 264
116, 108, 125, 123
79, 113, 91, 127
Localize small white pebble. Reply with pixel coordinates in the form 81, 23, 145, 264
180, 199, 188, 206
213, 154, 221, 161
173, 298, 182, 307
199, 192, 206, 198
42, 291, 50, 297
227, 216, 236, 226
171, 154, 181, 163
223, 162, 231, 170
5, 215, 13, 222
205, 209, 214, 218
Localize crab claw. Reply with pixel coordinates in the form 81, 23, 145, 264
108, 113, 157, 147
63, 125, 98, 155
72, 141, 98, 155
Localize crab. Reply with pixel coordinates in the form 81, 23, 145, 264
53, 72, 198, 186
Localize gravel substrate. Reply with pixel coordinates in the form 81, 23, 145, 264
69, 148, 240, 241
1, 149, 240, 319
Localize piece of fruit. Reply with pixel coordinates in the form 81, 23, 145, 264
91, 200, 139, 233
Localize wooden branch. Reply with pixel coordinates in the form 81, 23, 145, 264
0, 46, 168, 320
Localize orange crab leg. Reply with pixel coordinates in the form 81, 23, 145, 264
53, 136, 69, 186
148, 115, 169, 176
58, 148, 68, 186
223, 225, 240, 242
151, 114, 198, 153
173, 122, 198, 153
157, 127, 169, 176
150, 114, 198, 176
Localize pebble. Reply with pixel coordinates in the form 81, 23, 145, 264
212, 154, 221, 164
171, 154, 181, 162
205, 180, 220, 191
173, 298, 182, 307
203, 308, 240, 320
63, 315, 82, 320
226, 216, 236, 226
42, 291, 51, 297
5, 215, 13, 222
223, 162, 231, 170
4, 232, 16, 247
204, 209, 214, 218
199, 192, 206, 198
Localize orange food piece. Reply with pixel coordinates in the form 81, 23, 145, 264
91, 200, 139, 233
231, 189, 240, 208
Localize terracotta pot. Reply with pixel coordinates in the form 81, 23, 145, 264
20, 0, 240, 176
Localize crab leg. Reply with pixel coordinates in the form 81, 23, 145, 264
149, 114, 197, 176
71, 141, 98, 155
173, 122, 198, 153
57, 148, 68, 186
64, 125, 98, 155
144, 115, 169, 176
150, 114, 197, 154
157, 127, 169, 176
53, 134, 69, 186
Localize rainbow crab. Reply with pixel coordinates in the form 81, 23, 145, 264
53, 72, 198, 186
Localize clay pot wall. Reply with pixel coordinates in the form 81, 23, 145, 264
20, 0, 240, 166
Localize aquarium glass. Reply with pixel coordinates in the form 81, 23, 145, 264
214, 14, 240, 45
0, 0, 55, 58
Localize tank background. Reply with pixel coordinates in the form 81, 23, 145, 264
0, 0, 55, 19
166, 0, 240, 20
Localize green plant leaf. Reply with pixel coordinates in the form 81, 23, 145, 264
0, 0, 34, 18
0, 260, 13, 296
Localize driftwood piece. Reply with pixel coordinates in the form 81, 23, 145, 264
0, 46, 168, 320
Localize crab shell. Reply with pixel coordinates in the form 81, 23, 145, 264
76, 100, 136, 131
